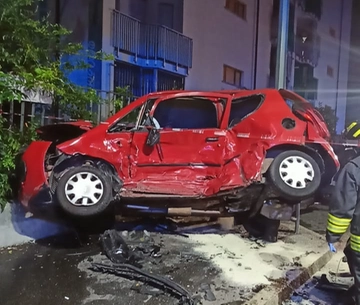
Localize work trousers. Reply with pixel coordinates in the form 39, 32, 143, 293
344, 238, 360, 305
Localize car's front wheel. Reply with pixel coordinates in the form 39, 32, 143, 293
267, 150, 321, 201
56, 165, 113, 217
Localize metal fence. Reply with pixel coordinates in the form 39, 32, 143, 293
0, 90, 138, 132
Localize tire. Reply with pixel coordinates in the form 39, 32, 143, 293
267, 150, 322, 201
56, 165, 113, 217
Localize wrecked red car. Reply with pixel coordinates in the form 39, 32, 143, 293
18, 89, 339, 221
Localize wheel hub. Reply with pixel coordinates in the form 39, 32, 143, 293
279, 156, 315, 189
64, 172, 104, 206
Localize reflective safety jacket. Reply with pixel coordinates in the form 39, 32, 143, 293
345, 121, 360, 139
326, 155, 360, 252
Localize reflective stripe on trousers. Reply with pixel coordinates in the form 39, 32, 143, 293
327, 213, 351, 234
352, 234, 360, 252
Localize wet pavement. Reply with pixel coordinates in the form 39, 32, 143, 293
0, 229, 257, 305
0, 204, 332, 305
0, 234, 100, 305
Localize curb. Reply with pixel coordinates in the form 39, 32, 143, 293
244, 249, 332, 305
223, 225, 345, 305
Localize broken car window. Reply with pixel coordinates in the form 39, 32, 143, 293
108, 105, 142, 133
153, 97, 219, 129
228, 94, 264, 128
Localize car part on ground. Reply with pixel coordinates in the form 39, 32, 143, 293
95, 229, 196, 305
91, 263, 196, 305
18, 89, 339, 221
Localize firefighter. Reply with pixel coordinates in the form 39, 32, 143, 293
326, 155, 360, 305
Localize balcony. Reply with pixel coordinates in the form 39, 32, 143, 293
295, 36, 320, 67
111, 11, 193, 75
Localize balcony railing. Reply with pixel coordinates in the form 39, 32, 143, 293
295, 37, 320, 67
111, 11, 193, 69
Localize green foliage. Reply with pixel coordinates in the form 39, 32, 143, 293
113, 86, 133, 112
315, 103, 338, 138
0, 0, 122, 209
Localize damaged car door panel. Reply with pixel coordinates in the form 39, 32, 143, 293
18, 89, 340, 220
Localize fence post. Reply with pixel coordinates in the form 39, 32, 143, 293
20, 102, 25, 132
9, 101, 14, 126
41, 105, 45, 126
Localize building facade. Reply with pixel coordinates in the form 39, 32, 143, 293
182, 0, 351, 133
182, 0, 273, 90
346, 0, 360, 127
287, 0, 352, 133
13, 0, 352, 133
42, 0, 192, 96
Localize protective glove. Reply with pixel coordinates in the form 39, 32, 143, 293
328, 243, 337, 253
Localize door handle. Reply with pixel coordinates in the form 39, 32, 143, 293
115, 140, 122, 147
206, 137, 219, 142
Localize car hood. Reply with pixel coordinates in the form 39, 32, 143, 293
36, 121, 94, 143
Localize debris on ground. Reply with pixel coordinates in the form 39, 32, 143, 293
100, 229, 162, 267
74, 221, 328, 305
96, 229, 197, 304
91, 263, 196, 305
283, 252, 354, 305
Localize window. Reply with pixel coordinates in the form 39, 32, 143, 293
153, 98, 219, 129
228, 95, 264, 127
329, 27, 336, 38
327, 65, 334, 78
223, 65, 243, 87
225, 0, 247, 19
108, 105, 142, 133
158, 3, 175, 29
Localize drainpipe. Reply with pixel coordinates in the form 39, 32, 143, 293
253, 0, 260, 89
275, 0, 290, 89
334, 0, 344, 130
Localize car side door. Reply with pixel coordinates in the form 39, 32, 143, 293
220, 93, 268, 187
129, 92, 230, 196
103, 103, 146, 180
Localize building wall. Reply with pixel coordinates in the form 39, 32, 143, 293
312, 0, 351, 133
45, 0, 104, 91
102, 0, 116, 95
183, 0, 273, 91
43, 0, 353, 134
346, 0, 360, 127
117, 0, 184, 32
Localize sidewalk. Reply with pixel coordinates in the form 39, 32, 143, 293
0, 203, 69, 248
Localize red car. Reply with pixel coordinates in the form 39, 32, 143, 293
18, 89, 339, 221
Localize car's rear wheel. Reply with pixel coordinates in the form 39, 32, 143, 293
267, 150, 321, 201
56, 165, 113, 217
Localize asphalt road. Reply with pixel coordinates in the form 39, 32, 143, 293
0, 204, 331, 305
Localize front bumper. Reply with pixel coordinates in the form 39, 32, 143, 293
18, 141, 62, 220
